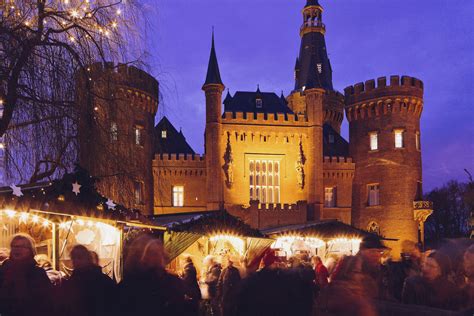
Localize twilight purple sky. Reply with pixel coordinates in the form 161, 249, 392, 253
144, 0, 474, 191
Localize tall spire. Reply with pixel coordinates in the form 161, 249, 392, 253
204, 30, 223, 86
294, 0, 333, 91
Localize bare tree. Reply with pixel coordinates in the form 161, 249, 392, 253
0, 0, 146, 183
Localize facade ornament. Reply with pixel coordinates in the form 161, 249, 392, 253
223, 132, 234, 188
295, 139, 306, 189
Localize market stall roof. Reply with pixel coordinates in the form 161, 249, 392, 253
261, 220, 373, 240
0, 166, 147, 222
150, 210, 219, 227
155, 210, 265, 238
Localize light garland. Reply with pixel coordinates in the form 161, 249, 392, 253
209, 234, 245, 254
0, 209, 51, 228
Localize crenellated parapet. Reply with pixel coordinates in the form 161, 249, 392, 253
86, 62, 159, 114
344, 76, 424, 122
323, 156, 355, 179
153, 153, 206, 177
323, 90, 345, 132
222, 111, 307, 126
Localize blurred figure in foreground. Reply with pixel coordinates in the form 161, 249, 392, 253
316, 234, 388, 316
233, 268, 313, 316
217, 257, 241, 316
312, 256, 329, 296
60, 245, 117, 316
119, 235, 189, 316
203, 255, 222, 315
459, 244, 474, 311
402, 251, 460, 310
180, 256, 201, 314
35, 254, 64, 286
0, 233, 52, 315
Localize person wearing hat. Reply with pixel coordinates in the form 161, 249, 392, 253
402, 250, 461, 310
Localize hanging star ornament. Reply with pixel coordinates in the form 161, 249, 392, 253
106, 199, 116, 210
10, 184, 23, 197
72, 182, 82, 196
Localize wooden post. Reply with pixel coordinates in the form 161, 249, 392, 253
51, 223, 60, 271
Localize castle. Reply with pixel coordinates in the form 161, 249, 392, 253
79, 0, 433, 256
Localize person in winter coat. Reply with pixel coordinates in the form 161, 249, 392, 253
60, 245, 117, 316
402, 250, 460, 310
0, 233, 53, 316
119, 234, 190, 316
217, 257, 241, 316
312, 256, 329, 290
180, 256, 201, 314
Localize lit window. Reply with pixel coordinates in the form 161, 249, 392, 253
368, 184, 380, 206
328, 134, 334, 144
415, 132, 420, 150
324, 187, 337, 207
249, 159, 280, 203
134, 181, 144, 205
394, 130, 404, 148
256, 98, 263, 108
134, 126, 144, 146
110, 122, 118, 141
369, 132, 378, 151
161, 130, 167, 138
173, 186, 184, 207
317, 63, 322, 73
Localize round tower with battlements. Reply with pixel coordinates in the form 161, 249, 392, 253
345, 75, 424, 257
76, 62, 159, 215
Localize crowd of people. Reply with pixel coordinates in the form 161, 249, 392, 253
0, 232, 472, 316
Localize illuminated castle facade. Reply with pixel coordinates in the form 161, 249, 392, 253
74, 1, 430, 255
152, 0, 433, 255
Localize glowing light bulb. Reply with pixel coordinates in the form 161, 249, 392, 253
19, 212, 29, 222
31, 215, 39, 223
77, 219, 84, 226
5, 210, 16, 218
59, 222, 68, 229
116, 9, 121, 15
42, 220, 50, 227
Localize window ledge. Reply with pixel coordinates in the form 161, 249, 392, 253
369, 149, 379, 153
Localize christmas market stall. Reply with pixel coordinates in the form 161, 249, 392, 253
0, 167, 165, 281
262, 220, 374, 264
152, 210, 274, 276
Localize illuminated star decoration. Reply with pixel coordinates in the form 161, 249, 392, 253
106, 199, 116, 210
10, 184, 23, 197
72, 182, 82, 196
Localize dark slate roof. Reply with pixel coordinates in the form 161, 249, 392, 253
261, 220, 372, 240
203, 32, 223, 86
224, 90, 293, 114
323, 124, 349, 157
154, 117, 195, 154
295, 32, 333, 91
163, 210, 265, 238
305, 0, 321, 7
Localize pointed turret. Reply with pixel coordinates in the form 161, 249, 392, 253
294, 0, 333, 91
203, 31, 223, 86
224, 89, 233, 104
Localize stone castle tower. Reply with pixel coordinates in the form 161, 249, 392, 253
77, 62, 159, 215
345, 76, 425, 254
